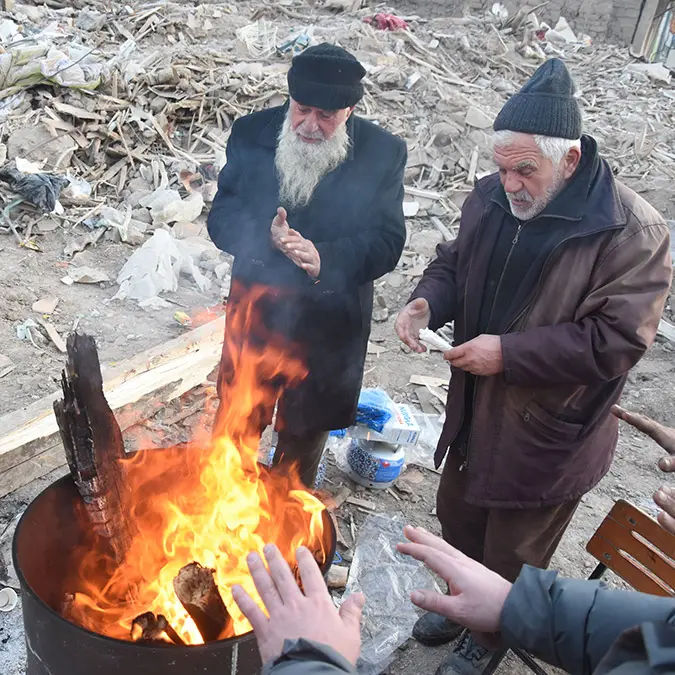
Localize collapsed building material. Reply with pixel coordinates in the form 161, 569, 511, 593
0, 316, 225, 499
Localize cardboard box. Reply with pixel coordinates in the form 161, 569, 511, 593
347, 403, 421, 446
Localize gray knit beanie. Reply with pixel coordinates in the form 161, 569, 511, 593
493, 58, 582, 139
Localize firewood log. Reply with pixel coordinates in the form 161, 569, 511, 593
173, 562, 232, 642
131, 611, 185, 645
53, 333, 132, 564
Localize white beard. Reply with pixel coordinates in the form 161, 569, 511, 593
506, 165, 567, 221
275, 111, 350, 210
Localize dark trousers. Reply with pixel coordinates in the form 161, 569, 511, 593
437, 453, 580, 583
272, 430, 329, 488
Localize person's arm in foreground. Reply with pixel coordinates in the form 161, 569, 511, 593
231, 545, 364, 675
613, 404, 675, 534
398, 526, 675, 675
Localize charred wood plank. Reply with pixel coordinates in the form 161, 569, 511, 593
173, 562, 232, 642
53, 333, 132, 564
131, 611, 185, 645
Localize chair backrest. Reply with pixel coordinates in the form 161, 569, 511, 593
586, 499, 675, 597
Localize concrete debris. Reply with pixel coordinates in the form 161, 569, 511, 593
67, 267, 111, 284
625, 62, 672, 84
465, 106, 493, 130
410, 230, 444, 259
75, 9, 107, 32
31, 296, 59, 315
0, 354, 15, 379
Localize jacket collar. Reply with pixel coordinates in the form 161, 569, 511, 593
256, 100, 357, 161
485, 135, 627, 233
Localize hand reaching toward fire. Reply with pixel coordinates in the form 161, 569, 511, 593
270, 208, 321, 279
232, 544, 365, 666
613, 405, 675, 535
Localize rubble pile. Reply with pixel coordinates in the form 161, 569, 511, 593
0, 0, 671, 254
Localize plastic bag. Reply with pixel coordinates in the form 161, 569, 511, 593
114, 229, 211, 308
355, 388, 396, 433
343, 513, 440, 670
406, 413, 444, 470
0, 163, 68, 212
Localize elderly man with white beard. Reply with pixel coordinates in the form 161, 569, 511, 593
207, 44, 406, 489
395, 58, 672, 674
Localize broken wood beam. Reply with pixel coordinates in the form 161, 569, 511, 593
173, 562, 232, 642
53, 333, 132, 564
0, 315, 226, 499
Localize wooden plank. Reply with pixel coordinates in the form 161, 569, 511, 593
613, 500, 675, 556
586, 499, 675, 597
590, 518, 675, 590
586, 535, 673, 596
0, 445, 68, 498
409, 374, 448, 388
53, 101, 104, 121
404, 186, 444, 200
0, 316, 225, 497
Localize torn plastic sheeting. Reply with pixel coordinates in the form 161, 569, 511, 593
407, 413, 444, 470
343, 513, 440, 670
0, 43, 103, 99
114, 229, 211, 308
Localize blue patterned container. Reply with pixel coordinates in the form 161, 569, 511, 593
346, 438, 405, 489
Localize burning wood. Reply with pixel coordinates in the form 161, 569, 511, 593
131, 611, 185, 645
173, 562, 233, 642
53, 333, 132, 564
50, 294, 331, 646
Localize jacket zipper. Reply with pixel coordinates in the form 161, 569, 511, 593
449, 212, 486, 467
460, 220, 523, 472
503, 224, 624, 334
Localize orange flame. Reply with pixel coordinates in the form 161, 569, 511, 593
65, 285, 327, 644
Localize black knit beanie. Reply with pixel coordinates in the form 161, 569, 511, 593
287, 43, 366, 110
493, 58, 582, 139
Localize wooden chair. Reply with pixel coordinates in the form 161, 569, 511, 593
481, 499, 675, 674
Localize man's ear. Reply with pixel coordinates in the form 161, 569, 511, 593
562, 145, 582, 180
346, 106, 356, 119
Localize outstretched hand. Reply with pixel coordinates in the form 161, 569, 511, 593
232, 545, 364, 666
395, 299, 431, 353
613, 405, 675, 535
397, 526, 512, 634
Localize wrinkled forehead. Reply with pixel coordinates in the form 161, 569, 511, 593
493, 133, 543, 170
291, 98, 342, 116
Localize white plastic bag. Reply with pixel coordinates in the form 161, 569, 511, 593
114, 229, 211, 308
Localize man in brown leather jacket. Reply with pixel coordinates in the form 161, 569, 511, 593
395, 58, 672, 674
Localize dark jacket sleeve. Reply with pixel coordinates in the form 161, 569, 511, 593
408, 188, 483, 330
313, 141, 406, 289
501, 566, 675, 675
206, 122, 248, 256
264, 639, 355, 675
501, 222, 672, 388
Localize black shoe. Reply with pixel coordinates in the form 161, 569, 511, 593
412, 612, 464, 647
436, 631, 495, 675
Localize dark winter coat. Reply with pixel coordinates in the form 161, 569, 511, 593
410, 136, 671, 508
207, 104, 406, 434
263, 567, 675, 675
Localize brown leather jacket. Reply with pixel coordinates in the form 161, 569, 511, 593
411, 137, 672, 508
